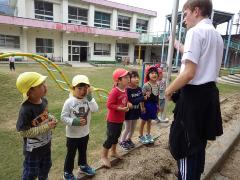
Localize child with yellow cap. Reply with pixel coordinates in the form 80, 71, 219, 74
16, 72, 58, 180
61, 75, 98, 179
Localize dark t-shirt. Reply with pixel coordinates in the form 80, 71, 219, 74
16, 98, 51, 154
125, 87, 144, 120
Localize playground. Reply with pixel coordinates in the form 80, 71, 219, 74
0, 59, 240, 179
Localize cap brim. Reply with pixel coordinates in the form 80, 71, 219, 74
32, 75, 48, 88
119, 71, 129, 78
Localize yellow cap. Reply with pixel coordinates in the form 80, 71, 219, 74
16, 72, 47, 99
72, 75, 90, 87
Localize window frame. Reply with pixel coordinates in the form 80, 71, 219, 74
36, 38, 54, 53
116, 43, 129, 56
68, 6, 88, 25
117, 15, 130, 31
94, 43, 111, 56
94, 11, 111, 29
34, 0, 53, 21
0, 34, 20, 48
136, 19, 148, 33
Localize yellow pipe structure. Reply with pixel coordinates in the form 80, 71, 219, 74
0, 52, 109, 102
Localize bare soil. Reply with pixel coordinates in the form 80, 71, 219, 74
87, 93, 240, 180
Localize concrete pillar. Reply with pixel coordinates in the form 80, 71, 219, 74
129, 43, 135, 63
88, 4, 95, 27
17, 0, 26, 17
111, 9, 117, 30
148, 17, 154, 33
131, 13, 137, 32
20, 27, 28, 60
62, 0, 68, 23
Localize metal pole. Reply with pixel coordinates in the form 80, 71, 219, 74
224, 17, 233, 68
161, 17, 168, 62
162, 0, 180, 121
175, 12, 184, 67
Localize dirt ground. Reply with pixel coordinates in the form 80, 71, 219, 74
211, 138, 240, 180
86, 93, 240, 180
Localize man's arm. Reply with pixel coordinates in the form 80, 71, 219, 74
165, 60, 197, 100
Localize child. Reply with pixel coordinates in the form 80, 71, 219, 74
9, 55, 15, 71
139, 66, 159, 144
101, 68, 129, 168
16, 72, 57, 180
61, 75, 98, 179
119, 70, 145, 150
156, 67, 168, 123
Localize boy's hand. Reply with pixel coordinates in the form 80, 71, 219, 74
118, 106, 129, 112
80, 118, 87, 126
48, 120, 57, 129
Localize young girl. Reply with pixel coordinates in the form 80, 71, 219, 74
120, 70, 145, 150
61, 75, 98, 179
139, 66, 159, 144
101, 68, 130, 168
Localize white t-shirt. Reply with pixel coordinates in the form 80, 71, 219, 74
61, 96, 98, 138
180, 18, 224, 85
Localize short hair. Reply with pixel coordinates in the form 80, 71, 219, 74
183, 0, 212, 17
129, 70, 139, 79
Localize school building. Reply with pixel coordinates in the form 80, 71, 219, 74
0, 0, 157, 64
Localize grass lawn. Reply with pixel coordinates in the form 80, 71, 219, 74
0, 64, 239, 179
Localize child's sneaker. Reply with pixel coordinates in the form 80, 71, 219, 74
145, 134, 154, 144
139, 135, 148, 144
126, 139, 135, 148
79, 165, 96, 176
63, 172, 76, 180
119, 141, 130, 151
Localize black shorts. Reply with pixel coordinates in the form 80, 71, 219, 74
103, 121, 123, 149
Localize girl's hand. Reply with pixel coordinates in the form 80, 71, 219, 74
127, 102, 133, 109
141, 107, 146, 113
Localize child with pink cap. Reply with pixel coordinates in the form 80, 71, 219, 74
101, 68, 130, 168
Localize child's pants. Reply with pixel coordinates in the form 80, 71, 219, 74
103, 121, 123, 149
64, 135, 89, 174
121, 120, 137, 142
22, 148, 51, 180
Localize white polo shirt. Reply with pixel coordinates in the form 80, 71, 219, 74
180, 18, 224, 85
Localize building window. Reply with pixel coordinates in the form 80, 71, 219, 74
34, 0, 53, 21
36, 38, 54, 53
136, 19, 148, 33
0, 34, 20, 48
68, 6, 88, 25
116, 43, 129, 56
94, 43, 111, 56
117, 15, 130, 31
94, 11, 110, 28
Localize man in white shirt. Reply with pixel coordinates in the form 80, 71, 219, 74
166, 1, 223, 179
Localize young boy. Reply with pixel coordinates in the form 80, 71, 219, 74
101, 68, 130, 168
61, 75, 98, 179
16, 72, 57, 180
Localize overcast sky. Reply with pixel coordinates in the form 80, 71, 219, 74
110, 0, 240, 34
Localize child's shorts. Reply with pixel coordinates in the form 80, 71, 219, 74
140, 102, 158, 121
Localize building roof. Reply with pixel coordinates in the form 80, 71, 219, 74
81, 0, 157, 17
166, 10, 234, 27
